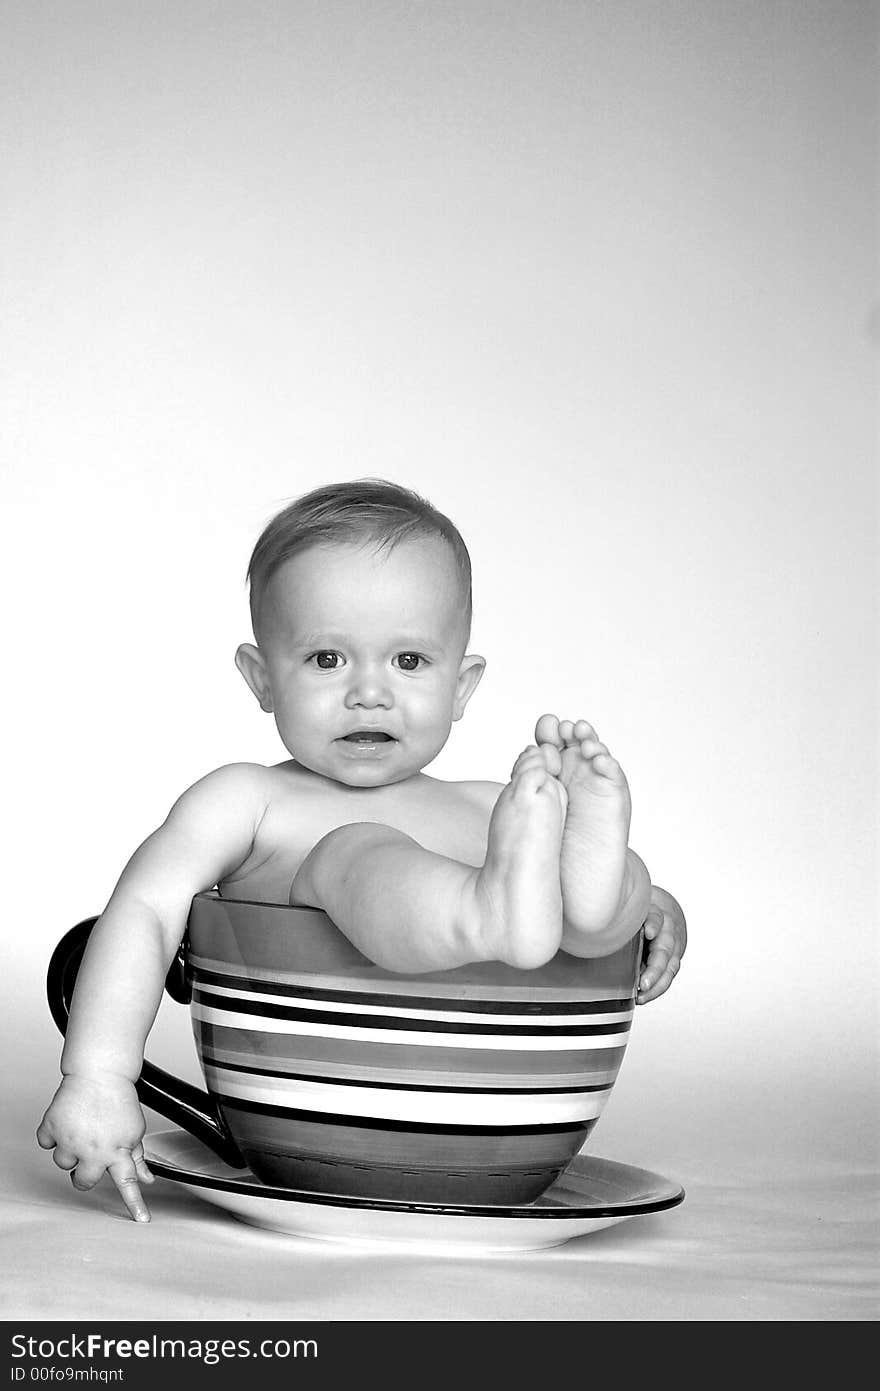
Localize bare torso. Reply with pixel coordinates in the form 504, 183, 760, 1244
217, 761, 503, 905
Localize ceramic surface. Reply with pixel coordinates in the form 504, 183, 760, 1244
183, 892, 644, 1203
144, 1129, 684, 1254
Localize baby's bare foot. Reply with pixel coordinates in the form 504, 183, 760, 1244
465, 745, 567, 969
535, 714, 632, 937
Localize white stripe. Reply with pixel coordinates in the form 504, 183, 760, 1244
194, 983, 633, 1028
204, 1066, 609, 1125
192, 1003, 629, 1051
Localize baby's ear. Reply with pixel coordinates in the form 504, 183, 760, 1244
235, 643, 274, 713
452, 653, 486, 721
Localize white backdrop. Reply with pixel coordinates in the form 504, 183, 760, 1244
2, 0, 876, 1196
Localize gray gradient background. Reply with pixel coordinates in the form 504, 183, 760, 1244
1, 1, 877, 1320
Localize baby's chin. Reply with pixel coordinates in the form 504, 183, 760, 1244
339, 768, 420, 788
290, 753, 427, 789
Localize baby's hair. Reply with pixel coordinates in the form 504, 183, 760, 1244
247, 478, 473, 644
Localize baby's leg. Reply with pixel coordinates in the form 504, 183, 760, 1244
535, 714, 650, 953
291, 748, 567, 973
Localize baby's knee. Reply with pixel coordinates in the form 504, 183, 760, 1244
299, 821, 410, 886
292, 821, 415, 908
315, 821, 409, 860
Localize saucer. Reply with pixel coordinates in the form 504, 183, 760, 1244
144, 1130, 685, 1253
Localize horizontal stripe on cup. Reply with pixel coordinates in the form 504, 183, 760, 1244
191, 991, 632, 1038
222, 1109, 593, 1189
200, 1052, 616, 1094
188, 952, 636, 1003
192, 980, 633, 1029
191, 965, 635, 1017
197, 1023, 628, 1074
217, 1094, 588, 1136
205, 1066, 609, 1125
192, 1003, 629, 1050
239, 1150, 563, 1204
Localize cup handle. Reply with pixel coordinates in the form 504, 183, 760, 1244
46, 918, 247, 1169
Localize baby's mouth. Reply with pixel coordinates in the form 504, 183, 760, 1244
339, 731, 395, 743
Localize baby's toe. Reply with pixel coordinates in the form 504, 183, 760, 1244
513, 761, 551, 797
511, 745, 544, 779
573, 719, 597, 742
540, 743, 562, 776
534, 713, 562, 747
589, 750, 624, 782
578, 738, 609, 760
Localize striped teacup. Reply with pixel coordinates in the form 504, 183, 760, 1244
48, 895, 644, 1205
182, 893, 642, 1204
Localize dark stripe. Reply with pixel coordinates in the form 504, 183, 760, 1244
192, 966, 632, 1015
193, 990, 631, 1037
200, 1053, 612, 1095
198, 1022, 627, 1073
217, 1095, 587, 1136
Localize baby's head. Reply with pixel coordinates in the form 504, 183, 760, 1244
236, 479, 486, 786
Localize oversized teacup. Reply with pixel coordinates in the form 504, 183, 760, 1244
48, 893, 644, 1205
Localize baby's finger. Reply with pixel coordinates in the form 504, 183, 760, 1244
108, 1156, 151, 1223
131, 1143, 155, 1186
645, 919, 677, 960
642, 907, 664, 940
639, 936, 673, 991
638, 957, 680, 1004
50, 1145, 79, 1172
70, 1160, 106, 1192
35, 1119, 57, 1150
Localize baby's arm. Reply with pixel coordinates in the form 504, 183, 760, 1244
36, 764, 269, 1222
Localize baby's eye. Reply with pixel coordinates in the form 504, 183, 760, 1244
395, 652, 425, 672
310, 651, 344, 670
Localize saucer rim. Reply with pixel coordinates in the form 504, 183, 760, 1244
145, 1129, 685, 1221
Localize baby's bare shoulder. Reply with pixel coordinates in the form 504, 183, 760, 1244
167, 762, 277, 824
181, 761, 277, 797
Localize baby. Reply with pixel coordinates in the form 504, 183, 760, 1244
38, 479, 687, 1222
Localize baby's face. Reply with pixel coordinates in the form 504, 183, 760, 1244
247, 537, 482, 787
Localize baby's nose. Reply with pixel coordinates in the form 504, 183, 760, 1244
344, 666, 393, 708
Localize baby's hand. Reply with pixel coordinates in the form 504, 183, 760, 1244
36, 1074, 154, 1222
637, 885, 687, 1004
